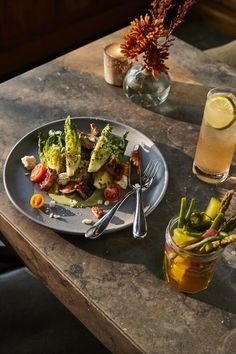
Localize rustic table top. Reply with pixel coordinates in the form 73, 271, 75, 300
1, 28, 236, 354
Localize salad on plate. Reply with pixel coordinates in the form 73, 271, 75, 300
21, 116, 130, 220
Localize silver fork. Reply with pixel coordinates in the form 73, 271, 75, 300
85, 160, 159, 240
132, 160, 160, 239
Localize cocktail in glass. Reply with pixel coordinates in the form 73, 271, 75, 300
163, 218, 223, 293
193, 88, 236, 184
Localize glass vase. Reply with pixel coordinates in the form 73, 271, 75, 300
123, 62, 171, 108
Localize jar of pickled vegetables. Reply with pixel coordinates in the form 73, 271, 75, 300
163, 217, 223, 293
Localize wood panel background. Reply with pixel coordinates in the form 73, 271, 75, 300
0, 0, 149, 82
197, 0, 236, 37
0, 0, 235, 82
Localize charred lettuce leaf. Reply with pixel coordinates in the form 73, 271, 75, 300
38, 129, 65, 173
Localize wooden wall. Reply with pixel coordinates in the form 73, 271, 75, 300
0, 0, 149, 82
196, 0, 236, 37
0, 1, 235, 82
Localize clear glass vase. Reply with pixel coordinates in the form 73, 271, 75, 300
123, 62, 171, 108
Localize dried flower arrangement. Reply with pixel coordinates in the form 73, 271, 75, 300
121, 0, 195, 78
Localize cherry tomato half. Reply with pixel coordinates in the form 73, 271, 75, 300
30, 194, 45, 208
103, 183, 121, 202
30, 163, 47, 183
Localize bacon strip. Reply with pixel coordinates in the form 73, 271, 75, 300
91, 206, 105, 219
79, 132, 95, 150
40, 168, 58, 192
59, 181, 78, 194
76, 178, 95, 200
105, 156, 124, 180
90, 123, 100, 137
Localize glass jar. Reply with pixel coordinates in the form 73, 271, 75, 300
163, 217, 223, 293
123, 62, 171, 109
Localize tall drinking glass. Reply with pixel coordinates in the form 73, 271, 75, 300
193, 88, 236, 184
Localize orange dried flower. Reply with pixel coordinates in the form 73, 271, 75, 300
121, 0, 194, 78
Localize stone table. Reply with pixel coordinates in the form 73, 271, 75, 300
1, 28, 236, 354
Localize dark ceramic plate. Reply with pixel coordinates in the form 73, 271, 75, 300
3, 117, 168, 235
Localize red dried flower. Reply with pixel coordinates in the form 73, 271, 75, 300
121, 0, 194, 78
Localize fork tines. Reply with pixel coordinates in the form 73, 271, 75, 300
143, 160, 160, 180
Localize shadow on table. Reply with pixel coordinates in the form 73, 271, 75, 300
61, 143, 236, 314
193, 256, 236, 314
140, 81, 210, 125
